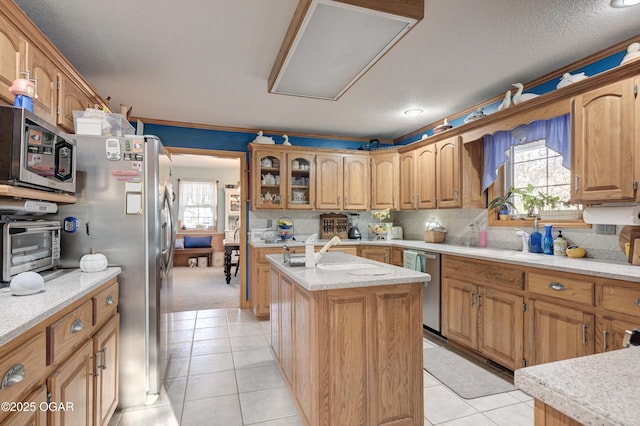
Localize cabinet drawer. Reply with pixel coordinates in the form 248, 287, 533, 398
0, 332, 46, 412
258, 248, 286, 262
602, 285, 640, 318
47, 300, 94, 365
528, 272, 594, 306
94, 282, 119, 327
443, 257, 523, 290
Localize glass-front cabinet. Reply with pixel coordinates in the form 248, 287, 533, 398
252, 149, 284, 209
225, 186, 241, 231
286, 152, 315, 209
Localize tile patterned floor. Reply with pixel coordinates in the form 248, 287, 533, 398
108, 308, 534, 426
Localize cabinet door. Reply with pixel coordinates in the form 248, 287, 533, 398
478, 288, 524, 370
571, 78, 635, 203
254, 264, 271, 320
270, 268, 281, 362
442, 278, 477, 349
47, 339, 94, 426
437, 137, 461, 208
416, 144, 437, 209
286, 152, 315, 210
370, 152, 399, 210
343, 155, 369, 210
399, 151, 416, 210
58, 74, 92, 132
0, 14, 27, 105
315, 154, 343, 210
280, 275, 294, 384
94, 314, 119, 426
252, 150, 285, 209
28, 44, 58, 125
527, 299, 594, 366
359, 246, 390, 263
2, 385, 47, 426
598, 316, 639, 353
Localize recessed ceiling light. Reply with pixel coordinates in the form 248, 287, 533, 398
610, 0, 640, 7
404, 108, 423, 117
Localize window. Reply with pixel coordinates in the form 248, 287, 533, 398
505, 140, 577, 215
178, 179, 218, 230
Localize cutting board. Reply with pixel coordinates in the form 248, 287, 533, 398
619, 226, 640, 264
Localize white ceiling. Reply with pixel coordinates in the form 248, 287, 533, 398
15, 0, 640, 141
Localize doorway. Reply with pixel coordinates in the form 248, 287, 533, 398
166, 147, 248, 312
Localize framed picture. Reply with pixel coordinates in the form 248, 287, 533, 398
188, 257, 198, 268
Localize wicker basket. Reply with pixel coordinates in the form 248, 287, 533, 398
424, 229, 446, 243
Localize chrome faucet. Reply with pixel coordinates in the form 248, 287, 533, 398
515, 229, 530, 253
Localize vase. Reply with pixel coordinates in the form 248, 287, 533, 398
543, 225, 554, 255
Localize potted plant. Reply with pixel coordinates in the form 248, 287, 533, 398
512, 184, 574, 219
488, 187, 516, 220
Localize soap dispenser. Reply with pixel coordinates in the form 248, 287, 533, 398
553, 230, 568, 256
529, 219, 542, 253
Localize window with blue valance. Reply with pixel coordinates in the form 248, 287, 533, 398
482, 114, 571, 192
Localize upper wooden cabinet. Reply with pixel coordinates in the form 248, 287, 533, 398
0, 1, 109, 132
400, 136, 483, 210
250, 147, 285, 210
370, 150, 399, 210
286, 151, 315, 210
571, 77, 637, 203
316, 153, 369, 211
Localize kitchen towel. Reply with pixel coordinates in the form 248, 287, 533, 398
403, 250, 428, 287
583, 205, 640, 225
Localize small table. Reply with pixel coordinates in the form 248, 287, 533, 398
223, 240, 240, 284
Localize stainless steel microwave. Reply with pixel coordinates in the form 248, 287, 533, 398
1, 220, 61, 282
0, 106, 76, 194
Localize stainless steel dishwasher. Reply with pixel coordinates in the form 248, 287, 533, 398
403, 249, 441, 333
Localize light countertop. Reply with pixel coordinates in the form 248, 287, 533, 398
266, 251, 430, 291
515, 346, 640, 425
252, 239, 640, 283
0, 267, 121, 346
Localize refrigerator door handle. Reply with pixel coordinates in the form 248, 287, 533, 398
162, 183, 176, 272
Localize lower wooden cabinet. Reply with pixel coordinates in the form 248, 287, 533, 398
93, 314, 119, 426
270, 265, 423, 425
443, 277, 524, 370
359, 245, 390, 263
526, 299, 595, 365
1, 385, 47, 426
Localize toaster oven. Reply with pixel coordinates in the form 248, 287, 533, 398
1, 220, 61, 282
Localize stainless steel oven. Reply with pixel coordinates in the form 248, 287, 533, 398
1, 220, 61, 281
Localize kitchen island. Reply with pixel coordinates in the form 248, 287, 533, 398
267, 251, 430, 426
515, 346, 640, 425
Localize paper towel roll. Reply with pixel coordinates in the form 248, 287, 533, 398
582, 205, 640, 225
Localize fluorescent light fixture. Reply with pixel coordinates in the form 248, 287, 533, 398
269, 0, 422, 100
610, 0, 640, 7
404, 108, 423, 117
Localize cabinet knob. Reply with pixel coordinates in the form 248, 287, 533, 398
2, 364, 25, 389
548, 282, 566, 291
105, 295, 114, 306
70, 319, 84, 333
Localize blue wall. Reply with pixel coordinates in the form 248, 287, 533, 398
140, 47, 628, 150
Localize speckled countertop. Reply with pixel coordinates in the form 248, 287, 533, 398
266, 251, 430, 291
0, 267, 121, 346
515, 347, 640, 425
252, 239, 640, 283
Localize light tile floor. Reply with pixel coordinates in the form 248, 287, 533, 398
108, 308, 534, 426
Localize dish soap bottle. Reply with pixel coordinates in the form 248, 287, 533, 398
543, 225, 554, 255
529, 219, 542, 253
553, 230, 568, 256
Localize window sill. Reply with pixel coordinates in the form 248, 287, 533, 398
488, 214, 591, 229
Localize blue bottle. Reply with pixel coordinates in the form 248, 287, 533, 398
543, 225, 554, 255
529, 219, 542, 253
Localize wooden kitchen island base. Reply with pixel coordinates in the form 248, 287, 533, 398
268, 255, 426, 426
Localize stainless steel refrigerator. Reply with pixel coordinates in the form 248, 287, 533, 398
52, 134, 175, 408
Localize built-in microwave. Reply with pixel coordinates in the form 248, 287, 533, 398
0, 106, 76, 194
1, 220, 61, 282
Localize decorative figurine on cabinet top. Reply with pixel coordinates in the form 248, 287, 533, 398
498, 89, 512, 111
620, 42, 640, 66
556, 72, 588, 89
511, 83, 539, 105
282, 134, 291, 146
253, 130, 275, 144
9, 78, 38, 112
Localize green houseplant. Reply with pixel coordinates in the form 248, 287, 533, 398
511, 184, 571, 218
488, 186, 517, 220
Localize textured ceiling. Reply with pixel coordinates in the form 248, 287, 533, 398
15, 0, 640, 141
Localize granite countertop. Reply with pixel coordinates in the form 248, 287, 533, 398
252, 239, 640, 283
0, 267, 121, 346
266, 251, 430, 291
515, 347, 640, 425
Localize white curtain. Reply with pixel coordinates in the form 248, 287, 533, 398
178, 179, 217, 228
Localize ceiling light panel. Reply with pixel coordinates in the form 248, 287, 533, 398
269, 0, 418, 100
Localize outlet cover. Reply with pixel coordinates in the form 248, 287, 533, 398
596, 224, 616, 235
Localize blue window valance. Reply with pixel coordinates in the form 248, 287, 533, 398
482, 113, 571, 192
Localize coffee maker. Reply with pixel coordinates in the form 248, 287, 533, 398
348, 213, 362, 239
